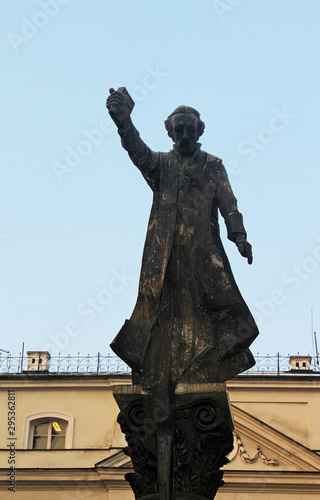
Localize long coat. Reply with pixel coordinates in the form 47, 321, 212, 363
110, 121, 259, 385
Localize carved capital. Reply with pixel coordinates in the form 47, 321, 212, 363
114, 385, 234, 500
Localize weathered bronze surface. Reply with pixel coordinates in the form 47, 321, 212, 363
107, 88, 258, 388
106, 87, 259, 499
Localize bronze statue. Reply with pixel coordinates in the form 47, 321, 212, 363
106, 87, 259, 500
107, 88, 258, 389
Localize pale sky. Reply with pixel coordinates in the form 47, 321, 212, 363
1, 0, 320, 363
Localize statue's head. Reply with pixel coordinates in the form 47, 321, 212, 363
165, 105, 205, 157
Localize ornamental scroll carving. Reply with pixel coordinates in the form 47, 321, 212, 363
116, 395, 234, 499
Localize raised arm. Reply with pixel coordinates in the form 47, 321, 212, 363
106, 88, 159, 191
216, 160, 253, 264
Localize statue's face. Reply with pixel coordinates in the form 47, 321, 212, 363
171, 113, 200, 157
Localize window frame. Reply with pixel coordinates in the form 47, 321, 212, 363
22, 412, 74, 450
32, 419, 67, 450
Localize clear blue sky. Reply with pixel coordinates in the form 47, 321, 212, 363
1, 0, 320, 361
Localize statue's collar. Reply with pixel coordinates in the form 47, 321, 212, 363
172, 143, 202, 160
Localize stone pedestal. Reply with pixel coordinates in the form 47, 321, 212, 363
113, 383, 234, 500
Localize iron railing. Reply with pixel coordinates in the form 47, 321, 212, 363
0, 353, 129, 374
248, 353, 293, 373
248, 353, 319, 373
0, 352, 319, 375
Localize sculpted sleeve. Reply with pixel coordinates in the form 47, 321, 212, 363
117, 118, 160, 192
216, 160, 247, 242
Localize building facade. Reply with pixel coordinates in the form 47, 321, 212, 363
0, 352, 320, 499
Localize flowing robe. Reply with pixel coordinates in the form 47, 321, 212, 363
110, 120, 259, 387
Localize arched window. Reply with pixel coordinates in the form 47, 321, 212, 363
32, 419, 67, 449
22, 412, 74, 449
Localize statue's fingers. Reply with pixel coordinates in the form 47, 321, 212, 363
110, 89, 125, 98
107, 94, 120, 102
237, 243, 245, 255
106, 96, 124, 111
106, 98, 118, 107
107, 93, 126, 105
245, 243, 253, 264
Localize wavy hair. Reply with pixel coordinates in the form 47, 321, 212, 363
164, 105, 205, 139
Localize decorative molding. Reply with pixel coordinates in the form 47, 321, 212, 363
232, 404, 320, 471
2, 468, 320, 495
234, 432, 279, 466
95, 450, 131, 468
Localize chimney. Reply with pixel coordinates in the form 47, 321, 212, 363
289, 355, 312, 371
26, 351, 50, 372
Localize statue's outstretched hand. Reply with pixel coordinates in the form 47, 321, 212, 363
106, 88, 131, 128
235, 235, 253, 265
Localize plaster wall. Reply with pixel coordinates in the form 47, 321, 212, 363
227, 378, 320, 450
1, 373, 319, 498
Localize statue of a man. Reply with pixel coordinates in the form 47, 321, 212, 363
107, 89, 258, 391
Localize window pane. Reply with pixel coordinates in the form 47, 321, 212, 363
51, 421, 66, 436
51, 436, 65, 449
33, 436, 48, 449
31, 420, 68, 450
50, 421, 66, 449
33, 422, 49, 436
